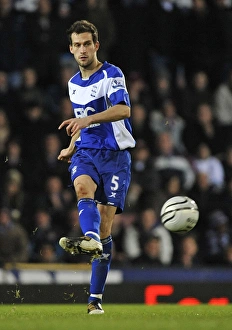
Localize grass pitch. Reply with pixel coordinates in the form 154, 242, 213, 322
1, 304, 232, 330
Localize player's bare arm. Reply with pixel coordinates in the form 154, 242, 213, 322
59, 104, 130, 136
57, 130, 80, 162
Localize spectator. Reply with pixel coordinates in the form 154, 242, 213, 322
214, 67, 232, 144
40, 133, 71, 185
218, 177, 232, 221
177, 71, 213, 121
183, 102, 224, 155
111, 213, 129, 266
16, 66, 58, 120
34, 243, 59, 263
150, 98, 186, 153
0, 169, 27, 222
151, 74, 173, 110
16, 66, 45, 109
192, 143, 225, 191
0, 138, 24, 192
0, 207, 29, 265
35, 175, 74, 227
19, 102, 53, 164
131, 103, 156, 154
221, 145, 232, 182
173, 234, 202, 268
0, 108, 11, 158
14, 0, 38, 13
175, 0, 193, 9
204, 209, 232, 265
29, 208, 61, 262
2, 138, 24, 173
112, 212, 140, 265
224, 244, 232, 266
189, 172, 222, 234
132, 235, 163, 267
0, 71, 16, 123
154, 131, 195, 191
127, 141, 161, 211
135, 208, 174, 265
127, 71, 153, 111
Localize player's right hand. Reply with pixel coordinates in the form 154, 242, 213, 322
57, 148, 73, 163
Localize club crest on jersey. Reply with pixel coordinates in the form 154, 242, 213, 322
91, 85, 97, 97
112, 78, 124, 89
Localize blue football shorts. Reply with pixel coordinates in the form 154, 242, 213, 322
69, 148, 132, 214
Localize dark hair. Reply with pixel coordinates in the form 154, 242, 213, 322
66, 20, 98, 45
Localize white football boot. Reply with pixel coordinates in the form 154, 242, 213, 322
59, 236, 103, 257
87, 301, 104, 314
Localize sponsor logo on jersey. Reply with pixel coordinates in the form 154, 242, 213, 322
74, 107, 100, 128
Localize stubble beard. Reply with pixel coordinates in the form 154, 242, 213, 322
77, 58, 94, 70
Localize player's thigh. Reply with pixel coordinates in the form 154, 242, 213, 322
100, 150, 131, 212
70, 149, 100, 197
98, 204, 117, 238
74, 174, 97, 199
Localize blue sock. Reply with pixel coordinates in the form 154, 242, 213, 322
77, 198, 101, 241
88, 235, 112, 303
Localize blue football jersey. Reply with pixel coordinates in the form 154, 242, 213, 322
68, 61, 135, 150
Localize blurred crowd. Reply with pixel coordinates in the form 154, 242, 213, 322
1, 0, 232, 269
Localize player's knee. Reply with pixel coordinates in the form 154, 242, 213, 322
75, 182, 89, 198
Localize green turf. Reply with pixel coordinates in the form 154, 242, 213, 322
1, 304, 232, 330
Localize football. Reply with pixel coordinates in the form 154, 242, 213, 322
160, 196, 199, 234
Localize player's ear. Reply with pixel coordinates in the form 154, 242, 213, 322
69, 45, 74, 54
95, 41, 100, 51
